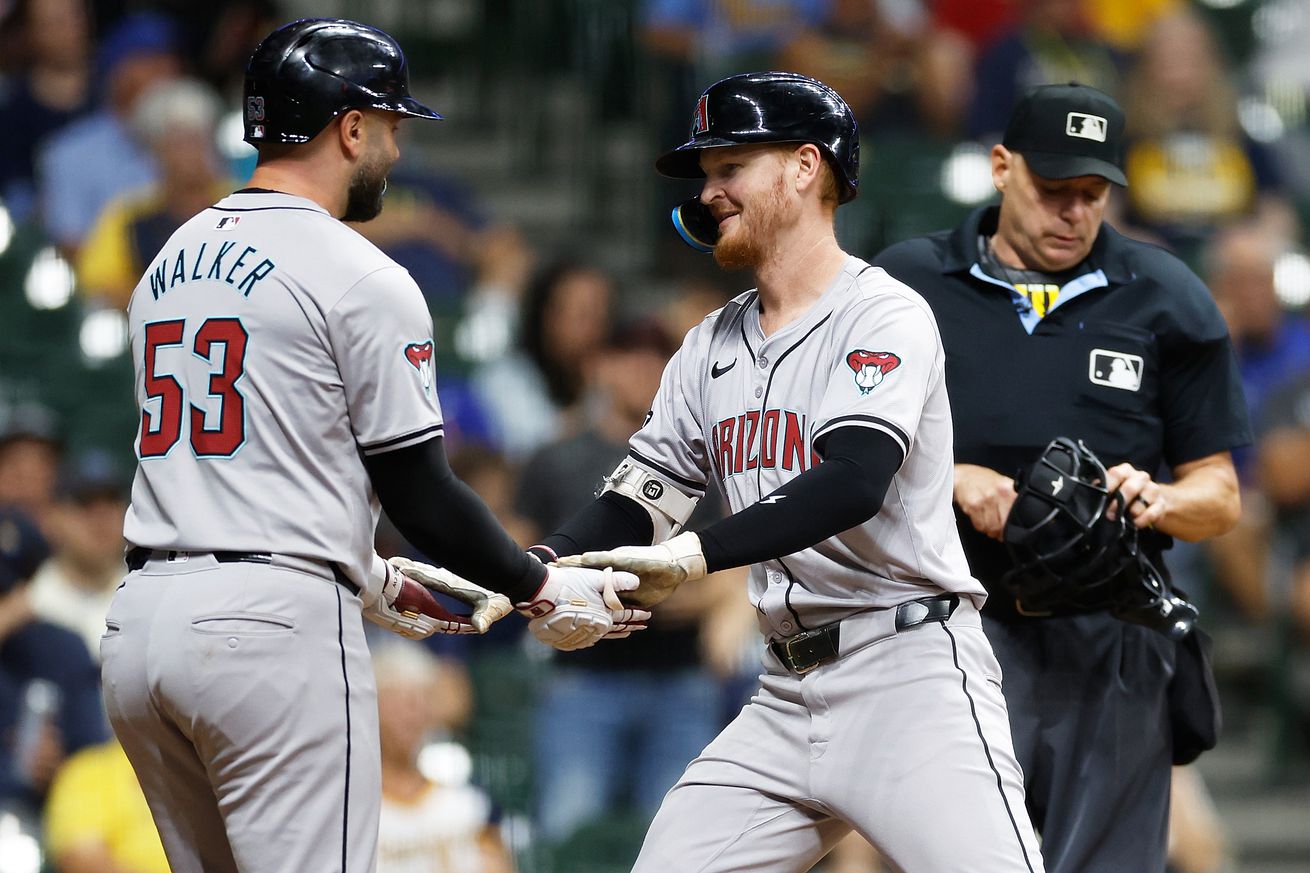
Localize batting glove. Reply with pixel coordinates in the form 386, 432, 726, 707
516, 564, 650, 651
388, 557, 515, 634
554, 532, 706, 608
363, 561, 486, 639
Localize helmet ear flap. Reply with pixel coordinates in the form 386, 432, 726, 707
671, 199, 719, 253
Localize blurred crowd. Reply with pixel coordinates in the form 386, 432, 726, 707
1, 0, 1309, 871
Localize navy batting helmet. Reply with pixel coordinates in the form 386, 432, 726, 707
656, 71, 860, 203
242, 18, 441, 146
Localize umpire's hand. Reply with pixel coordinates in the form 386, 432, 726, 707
953, 464, 1018, 540
1104, 463, 1167, 529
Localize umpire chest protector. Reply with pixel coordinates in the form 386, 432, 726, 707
873, 205, 1250, 601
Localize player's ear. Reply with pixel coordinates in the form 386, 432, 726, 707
794, 143, 822, 194
338, 109, 367, 159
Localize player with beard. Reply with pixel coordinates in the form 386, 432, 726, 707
529, 72, 1043, 872
100, 19, 643, 873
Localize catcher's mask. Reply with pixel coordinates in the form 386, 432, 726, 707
1002, 437, 1197, 639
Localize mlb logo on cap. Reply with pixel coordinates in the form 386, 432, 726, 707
1002, 82, 1127, 186
1066, 112, 1107, 142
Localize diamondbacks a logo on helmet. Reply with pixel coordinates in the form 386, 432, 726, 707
404, 340, 434, 390
846, 350, 900, 394
692, 94, 710, 135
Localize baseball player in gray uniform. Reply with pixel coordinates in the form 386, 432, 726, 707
542, 73, 1045, 872
100, 19, 642, 873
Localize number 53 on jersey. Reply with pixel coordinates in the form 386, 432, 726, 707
138, 316, 249, 459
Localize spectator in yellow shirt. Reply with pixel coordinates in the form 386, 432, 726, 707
44, 738, 168, 873
76, 76, 233, 309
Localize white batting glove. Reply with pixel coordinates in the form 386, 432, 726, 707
387, 557, 515, 633
554, 532, 707, 608
516, 564, 650, 651
363, 562, 475, 639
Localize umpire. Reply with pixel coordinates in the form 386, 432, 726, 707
873, 82, 1250, 872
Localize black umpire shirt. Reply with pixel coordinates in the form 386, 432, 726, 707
874, 205, 1252, 620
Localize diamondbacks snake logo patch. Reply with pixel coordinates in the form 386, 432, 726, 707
404, 341, 434, 390
846, 349, 901, 395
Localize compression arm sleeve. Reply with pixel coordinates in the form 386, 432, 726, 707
531, 491, 656, 562
695, 426, 902, 572
363, 435, 546, 603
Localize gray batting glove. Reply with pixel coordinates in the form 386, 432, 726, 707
555, 532, 707, 608
364, 562, 472, 639
516, 564, 650, 651
387, 557, 514, 634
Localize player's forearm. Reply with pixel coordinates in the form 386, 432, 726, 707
364, 437, 546, 602
697, 427, 901, 572
1156, 458, 1241, 542
531, 491, 655, 561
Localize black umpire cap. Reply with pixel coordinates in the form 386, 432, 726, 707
1003, 82, 1127, 187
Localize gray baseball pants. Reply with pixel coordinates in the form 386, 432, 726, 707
631, 598, 1044, 873
100, 553, 379, 873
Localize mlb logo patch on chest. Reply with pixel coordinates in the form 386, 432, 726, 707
1088, 348, 1142, 391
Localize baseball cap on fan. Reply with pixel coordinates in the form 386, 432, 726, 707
1003, 82, 1127, 186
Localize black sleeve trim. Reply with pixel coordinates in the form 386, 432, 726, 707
360, 423, 445, 453
627, 450, 706, 493
697, 427, 902, 572
363, 435, 545, 602
814, 414, 910, 454
537, 491, 654, 558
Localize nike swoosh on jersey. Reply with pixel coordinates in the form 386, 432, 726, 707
711, 359, 737, 379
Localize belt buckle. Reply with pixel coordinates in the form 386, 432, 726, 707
779, 626, 837, 675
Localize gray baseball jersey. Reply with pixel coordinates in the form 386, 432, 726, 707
622, 256, 1042, 873
105, 190, 443, 873
122, 191, 443, 590
630, 255, 986, 635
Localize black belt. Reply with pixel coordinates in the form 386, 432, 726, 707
125, 547, 359, 596
769, 593, 960, 675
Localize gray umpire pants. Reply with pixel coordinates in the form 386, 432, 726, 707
101, 553, 379, 873
631, 598, 1044, 873
984, 612, 1175, 873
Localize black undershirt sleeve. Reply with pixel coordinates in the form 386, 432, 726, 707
696, 427, 903, 572
532, 491, 655, 561
362, 435, 546, 603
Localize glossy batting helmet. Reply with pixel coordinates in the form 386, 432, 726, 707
242, 18, 441, 146
656, 71, 860, 203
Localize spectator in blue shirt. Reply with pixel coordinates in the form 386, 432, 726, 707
35, 11, 181, 258
0, 505, 109, 820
